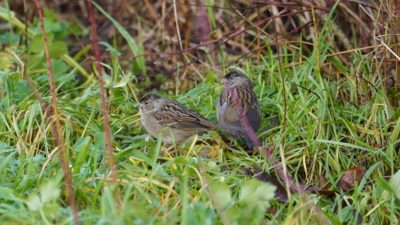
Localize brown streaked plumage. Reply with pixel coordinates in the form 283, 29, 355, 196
217, 70, 260, 146
139, 93, 218, 144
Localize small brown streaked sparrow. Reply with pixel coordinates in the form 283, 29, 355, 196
139, 93, 220, 144
217, 69, 261, 146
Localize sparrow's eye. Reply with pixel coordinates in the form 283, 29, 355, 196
226, 72, 239, 80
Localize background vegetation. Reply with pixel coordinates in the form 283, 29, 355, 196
1, 0, 400, 224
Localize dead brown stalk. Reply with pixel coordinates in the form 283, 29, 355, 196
87, 0, 118, 185
32, 0, 80, 224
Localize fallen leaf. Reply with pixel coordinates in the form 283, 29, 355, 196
244, 167, 288, 202
338, 167, 365, 191
206, 145, 221, 159
315, 175, 336, 197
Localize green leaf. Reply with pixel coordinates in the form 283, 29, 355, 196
73, 136, 92, 173
94, 131, 105, 150
209, 180, 232, 209
26, 195, 41, 211
26, 54, 45, 70
68, 20, 87, 36
185, 84, 208, 98
49, 41, 68, 57
28, 34, 54, 53
357, 162, 380, 192
238, 179, 276, 208
13, 80, 33, 104
43, 9, 59, 21
28, 35, 44, 54
51, 59, 68, 76
40, 180, 60, 204
375, 176, 393, 193
44, 18, 61, 32
389, 170, 400, 199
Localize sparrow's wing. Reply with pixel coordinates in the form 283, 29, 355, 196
245, 103, 260, 133
154, 101, 214, 131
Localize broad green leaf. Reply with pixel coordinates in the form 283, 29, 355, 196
239, 179, 276, 208
40, 180, 60, 204
26, 195, 41, 211
389, 170, 400, 199
43, 18, 61, 32
14, 80, 33, 104
51, 59, 68, 76
26, 54, 44, 70
28, 35, 45, 53
49, 41, 68, 57
209, 180, 232, 209
28, 34, 54, 53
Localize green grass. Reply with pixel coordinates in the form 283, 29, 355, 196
1, 4, 400, 225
